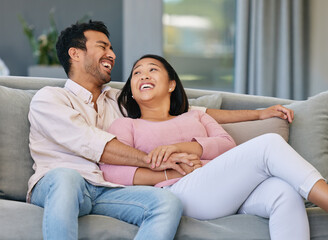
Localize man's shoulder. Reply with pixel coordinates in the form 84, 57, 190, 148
32, 86, 67, 103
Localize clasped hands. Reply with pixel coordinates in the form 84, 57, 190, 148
145, 145, 202, 176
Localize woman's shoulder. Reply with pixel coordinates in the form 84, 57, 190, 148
112, 117, 135, 126
186, 109, 207, 118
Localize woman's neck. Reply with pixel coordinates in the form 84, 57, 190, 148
139, 105, 174, 122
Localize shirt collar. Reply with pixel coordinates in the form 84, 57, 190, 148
64, 79, 112, 104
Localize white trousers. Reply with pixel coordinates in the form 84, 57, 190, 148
167, 133, 323, 240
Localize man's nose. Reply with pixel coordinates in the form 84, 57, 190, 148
106, 50, 116, 60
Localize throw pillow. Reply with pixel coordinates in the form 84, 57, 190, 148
189, 94, 222, 109
284, 91, 328, 180
0, 86, 36, 201
221, 117, 289, 145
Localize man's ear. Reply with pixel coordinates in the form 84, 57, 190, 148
68, 47, 81, 62
169, 80, 176, 92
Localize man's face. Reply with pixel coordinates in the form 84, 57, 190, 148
82, 30, 116, 84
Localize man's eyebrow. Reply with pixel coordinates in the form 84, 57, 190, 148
96, 41, 109, 46
96, 41, 114, 50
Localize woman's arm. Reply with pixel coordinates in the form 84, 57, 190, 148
193, 111, 236, 160
134, 154, 203, 185
206, 105, 294, 124
101, 152, 201, 186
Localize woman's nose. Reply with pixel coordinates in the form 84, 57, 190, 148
140, 74, 149, 80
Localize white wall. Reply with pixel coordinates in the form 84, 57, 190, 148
309, 0, 328, 96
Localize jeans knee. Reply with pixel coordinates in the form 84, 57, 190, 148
44, 168, 86, 195
152, 189, 183, 216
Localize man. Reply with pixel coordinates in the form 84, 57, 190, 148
28, 20, 293, 240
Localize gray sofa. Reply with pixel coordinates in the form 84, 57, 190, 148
1, 75, 328, 239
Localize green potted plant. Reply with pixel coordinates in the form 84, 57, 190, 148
19, 9, 59, 66
19, 10, 90, 78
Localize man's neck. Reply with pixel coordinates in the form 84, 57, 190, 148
70, 77, 103, 111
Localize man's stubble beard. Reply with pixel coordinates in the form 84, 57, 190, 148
84, 60, 111, 85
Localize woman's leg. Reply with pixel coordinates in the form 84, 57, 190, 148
168, 133, 323, 219
238, 177, 310, 240
308, 179, 328, 212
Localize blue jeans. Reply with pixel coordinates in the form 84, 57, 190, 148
31, 168, 183, 240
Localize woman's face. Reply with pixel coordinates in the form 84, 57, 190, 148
130, 58, 176, 104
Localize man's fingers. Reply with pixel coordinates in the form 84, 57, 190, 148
170, 164, 186, 175
170, 153, 196, 166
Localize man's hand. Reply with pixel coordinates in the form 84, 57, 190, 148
150, 153, 198, 175
258, 105, 294, 123
179, 159, 203, 175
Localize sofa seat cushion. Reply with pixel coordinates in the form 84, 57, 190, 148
0, 199, 138, 240
2, 199, 328, 240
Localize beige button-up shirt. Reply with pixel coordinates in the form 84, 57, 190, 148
27, 79, 124, 201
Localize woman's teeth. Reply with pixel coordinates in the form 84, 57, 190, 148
140, 84, 154, 90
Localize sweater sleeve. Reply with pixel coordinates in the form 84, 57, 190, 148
99, 118, 138, 186
193, 111, 236, 159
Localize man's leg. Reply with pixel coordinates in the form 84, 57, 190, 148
91, 186, 183, 240
31, 168, 92, 240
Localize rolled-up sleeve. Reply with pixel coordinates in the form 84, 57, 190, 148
29, 87, 114, 163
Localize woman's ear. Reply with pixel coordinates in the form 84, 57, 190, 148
169, 80, 176, 92
68, 47, 80, 62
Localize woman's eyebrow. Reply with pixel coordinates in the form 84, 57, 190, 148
133, 64, 141, 71
148, 63, 159, 67
133, 62, 159, 71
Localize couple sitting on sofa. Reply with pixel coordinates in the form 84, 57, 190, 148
28, 20, 328, 240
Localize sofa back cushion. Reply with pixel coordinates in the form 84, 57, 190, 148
284, 91, 328, 180
222, 117, 289, 145
0, 86, 36, 201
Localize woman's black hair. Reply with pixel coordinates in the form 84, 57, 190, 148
118, 54, 189, 118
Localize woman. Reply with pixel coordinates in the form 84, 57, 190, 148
100, 54, 328, 240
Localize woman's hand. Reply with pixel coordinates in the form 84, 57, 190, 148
150, 152, 200, 175
147, 145, 181, 169
258, 105, 294, 123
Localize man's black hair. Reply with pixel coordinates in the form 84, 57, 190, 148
56, 20, 109, 76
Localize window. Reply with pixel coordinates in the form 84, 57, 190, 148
163, 0, 236, 91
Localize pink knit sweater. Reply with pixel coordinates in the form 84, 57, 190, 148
100, 110, 236, 187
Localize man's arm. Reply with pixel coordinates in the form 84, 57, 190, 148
206, 105, 294, 124
100, 138, 194, 175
